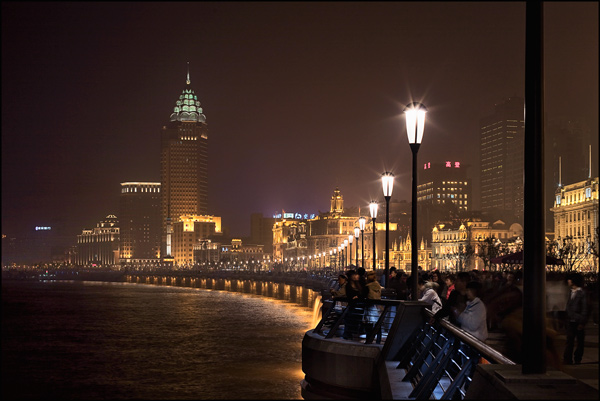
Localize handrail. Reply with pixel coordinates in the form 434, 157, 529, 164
423, 309, 516, 365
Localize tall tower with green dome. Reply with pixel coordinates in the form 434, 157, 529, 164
160, 63, 209, 259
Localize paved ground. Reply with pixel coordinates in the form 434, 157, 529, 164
556, 322, 598, 391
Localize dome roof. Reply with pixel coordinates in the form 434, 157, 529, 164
169, 65, 206, 123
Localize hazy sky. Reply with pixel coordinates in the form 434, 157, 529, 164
2, 2, 598, 240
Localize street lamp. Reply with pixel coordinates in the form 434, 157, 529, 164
382, 171, 394, 287
369, 201, 378, 271
359, 216, 366, 268
404, 101, 427, 300
354, 227, 360, 266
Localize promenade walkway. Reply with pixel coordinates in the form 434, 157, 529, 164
557, 322, 598, 391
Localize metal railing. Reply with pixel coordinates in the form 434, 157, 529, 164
313, 297, 399, 344
394, 309, 515, 400
311, 298, 515, 399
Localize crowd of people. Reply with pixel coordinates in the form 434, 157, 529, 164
328, 265, 596, 368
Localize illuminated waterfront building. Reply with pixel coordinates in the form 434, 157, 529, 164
551, 175, 599, 271
75, 215, 120, 266
479, 97, 525, 220
161, 65, 209, 259
171, 215, 221, 266
391, 234, 430, 272
219, 239, 264, 267
430, 219, 523, 271
119, 182, 161, 265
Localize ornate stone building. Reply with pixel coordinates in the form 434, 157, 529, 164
76, 215, 120, 267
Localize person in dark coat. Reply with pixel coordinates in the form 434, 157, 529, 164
563, 273, 589, 365
343, 269, 368, 340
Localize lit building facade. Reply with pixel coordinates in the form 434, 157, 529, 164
390, 234, 430, 272
76, 215, 120, 266
551, 176, 599, 271
171, 215, 221, 266
219, 239, 265, 269
161, 67, 209, 259
479, 97, 525, 220
430, 219, 523, 272
119, 182, 161, 265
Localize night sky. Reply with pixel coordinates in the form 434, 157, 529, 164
2, 2, 598, 242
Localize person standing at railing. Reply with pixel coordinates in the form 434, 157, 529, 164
455, 281, 488, 342
563, 272, 589, 365
365, 271, 383, 341
430, 270, 447, 300
417, 278, 443, 314
343, 270, 368, 340
330, 274, 347, 297
431, 271, 469, 325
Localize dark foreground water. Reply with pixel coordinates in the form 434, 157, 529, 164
2, 280, 314, 400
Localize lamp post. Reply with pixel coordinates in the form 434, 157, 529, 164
354, 227, 360, 267
369, 201, 378, 271
404, 101, 427, 301
343, 239, 349, 267
348, 234, 354, 267
382, 171, 394, 287
359, 217, 366, 268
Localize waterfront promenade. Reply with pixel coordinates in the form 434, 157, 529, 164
3, 267, 597, 398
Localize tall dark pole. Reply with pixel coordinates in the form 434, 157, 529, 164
355, 237, 359, 267
361, 230, 365, 269
523, 0, 546, 374
349, 242, 353, 267
410, 143, 420, 301
384, 195, 391, 287
372, 218, 377, 270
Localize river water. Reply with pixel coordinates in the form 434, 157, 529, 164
2, 280, 315, 400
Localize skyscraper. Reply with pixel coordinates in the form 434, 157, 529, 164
479, 97, 525, 221
119, 182, 161, 264
161, 65, 209, 258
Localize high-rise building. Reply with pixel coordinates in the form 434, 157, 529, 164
416, 159, 472, 243
161, 65, 209, 258
250, 213, 276, 254
119, 182, 161, 264
479, 97, 525, 221
418, 160, 471, 211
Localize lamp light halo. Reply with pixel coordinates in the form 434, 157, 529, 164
403, 101, 428, 113
358, 216, 366, 231
382, 171, 395, 197
369, 200, 379, 218
404, 101, 427, 145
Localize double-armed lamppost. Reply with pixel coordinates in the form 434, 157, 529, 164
354, 227, 360, 266
369, 201, 378, 271
404, 101, 427, 300
382, 171, 394, 287
359, 216, 366, 268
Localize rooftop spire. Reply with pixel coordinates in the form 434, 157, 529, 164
186, 61, 191, 85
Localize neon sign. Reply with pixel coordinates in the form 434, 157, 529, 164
35, 226, 51, 231
273, 212, 316, 219
424, 161, 461, 170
